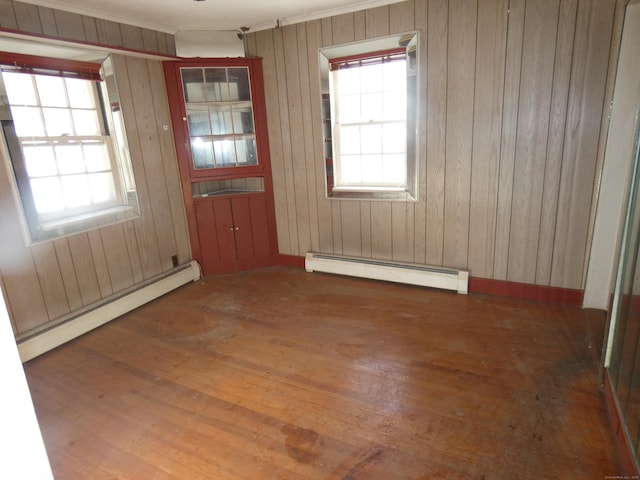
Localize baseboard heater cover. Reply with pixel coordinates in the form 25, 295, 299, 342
17, 260, 201, 363
305, 252, 468, 294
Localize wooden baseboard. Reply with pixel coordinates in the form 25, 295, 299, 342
468, 277, 583, 305
603, 369, 639, 475
280, 255, 583, 305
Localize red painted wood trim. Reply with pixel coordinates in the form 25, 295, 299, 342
278, 254, 306, 269
468, 277, 583, 305
603, 369, 639, 476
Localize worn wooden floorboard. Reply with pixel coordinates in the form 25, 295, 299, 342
24, 266, 620, 479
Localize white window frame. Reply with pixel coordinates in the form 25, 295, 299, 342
319, 32, 418, 201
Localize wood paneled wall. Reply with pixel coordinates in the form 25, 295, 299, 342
245, 0, 616, 290
0, 2, 189, 336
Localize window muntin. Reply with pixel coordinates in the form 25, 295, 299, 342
180, 66, 258, 170
319, 32, 418, 201
0, 54, 139, 243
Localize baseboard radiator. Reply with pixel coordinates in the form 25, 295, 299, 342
17, 260, 201, 363
305, 252, 468, 294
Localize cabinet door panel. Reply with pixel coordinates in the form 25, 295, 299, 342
231, 196, 255, 260
249, 194, 271, 257
212, 197, 238, 260
194, 199, 221, 272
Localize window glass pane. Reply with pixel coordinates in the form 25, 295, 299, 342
383, 90, 406, 121
235, 138, 257, 166
360, 124, 382, 154
361, 154, 383, 183
204, 68, 228, 101
213, 139, 236, 166
55, 144, 85, 174
336, 68, 360, 96
36, 76, 67, 107
3, 72, 37, 105
231, 104, 255, 134
210, 104, 234, 135
227, 68, 251, 101
191, 138, 214, 169
339, 125, 360, 155
10, 106, 45, 136
65, 78, 95, 108
340, 155, 362, 184
361, 92, 383, 122
383, 154, 406, 184
88, 172, 116, 204
382, 123, 406, 154
186, 104, 211, 136
61, 174, 91, 207
181, 68, 206, 103
43, 108, 73, 136
22, 144, 57, 177
338, 95, 360, 124
73, 109, 101, 136
360, 64, 382, 93
383, 61, 406, 91
83, 142, 111, 172
30, 177, 64, 213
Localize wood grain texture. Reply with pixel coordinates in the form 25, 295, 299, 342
468, 0, 508, 279
30, 242, 69, 321
52, 10, 85, 41
0, 0, 17, 30
443, 0, 476, 270
13, 2, 42, 34
24, 267, 622, 479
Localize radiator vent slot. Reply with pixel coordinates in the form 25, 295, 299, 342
305, 252, 468, 294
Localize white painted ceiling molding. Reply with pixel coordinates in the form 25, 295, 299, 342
17, 0, 408, 35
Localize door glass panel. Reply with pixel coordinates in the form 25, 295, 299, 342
181, 66, 259, 171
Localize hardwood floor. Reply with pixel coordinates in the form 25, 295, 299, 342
24, 267, 621, 479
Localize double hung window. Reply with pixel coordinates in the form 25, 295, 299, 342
320, 32, 418, 200
0, 53, 138, 242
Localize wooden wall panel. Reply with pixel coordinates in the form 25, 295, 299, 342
247, 0, 615, 291
468, 0, 507, 279
0, 8, 186, 336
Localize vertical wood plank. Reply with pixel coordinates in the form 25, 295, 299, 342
332, 202, 343, 254
341, 202, 362, 256
121, 24, 144, 51
123, 222, 144, 285
67, 233, 102, 307
53, 239, 83, 312
13, 2, 43, 34
332, 13, 355, 44
30, 243, 69, 321
507, 0, 559, 284
371, 202, 392, 260
52, 10, 86, 41
81, 16, 99, 43
551, 0, 616, 289
37, 7, 57, 36
365, 5, 390, 37
354, 11, 366, 40
298, 22, 321, 253
360, 203, 372, 258
274, 27, 299, 255
0, 0, 17, 29
87, 230, 113, 298
392, 202, 415, 263
494, 0, 525, 280
535, 0, 578, 285
283, 24, 311, 256
254, 29, 292, 255
425, 0, 448, 266
389, 0, 415, 34
96, 19, 123, 47
99, 225, 135, 294
141, 28, 159, 53
468, 0, 508, 278
414, 0, 428, 265
443, 0, 477, 270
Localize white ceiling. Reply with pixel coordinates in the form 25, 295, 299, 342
18, 0, 406, 34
